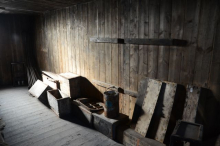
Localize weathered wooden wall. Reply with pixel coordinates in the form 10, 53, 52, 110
34, 0, 220, 116
0, 14, 34, 86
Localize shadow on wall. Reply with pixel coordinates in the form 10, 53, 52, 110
196, 89, 220, 141
80, 77, 103, 102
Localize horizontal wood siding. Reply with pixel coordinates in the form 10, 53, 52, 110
34, 0, 220, 117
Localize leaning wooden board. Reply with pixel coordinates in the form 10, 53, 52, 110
135, 79, 162, 137
154, 82, 177, 143
29, 80, 51, 105
182, 86, 201, 122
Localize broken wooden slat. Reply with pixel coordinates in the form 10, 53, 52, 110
124, 38, 187, 46
131, 77, 149, 126
135, 79, 162, 137
92, 79, 138, 97
147, 82, 177, 143
90, 37, 124, 44
182, 85, 201, 122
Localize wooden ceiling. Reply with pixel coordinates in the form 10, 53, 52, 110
0, 0, 93, 14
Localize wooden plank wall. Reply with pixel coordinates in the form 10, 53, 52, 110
0, 14, 34, 86
34, 0, 220, 117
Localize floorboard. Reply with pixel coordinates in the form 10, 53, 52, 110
0, 87, 121, 146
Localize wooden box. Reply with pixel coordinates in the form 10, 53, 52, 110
59, 72, 81, 99
93, 112, 129, 140
72, 100, 94, 127
47, 90, 71, 117
123, 128, 165, 146
29, 80, 51, 105
42, 74, 59, 89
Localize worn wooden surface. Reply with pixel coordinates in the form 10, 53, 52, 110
124, 39, 187, 46
47, 90, 71, 117
0, 87, 122, 146
123, 128, 165, 146
90, 37, 124, 44
0, 0, 93, 14
182, 86, 201, 122
42, 74, 59, 89
29, 80, 49, 97
34, 0, 220, 118
93, 112, 129, 140
135, 79, 162, 137
92, 79, 138, 97
147, 82, 177, 143
58, 72, 81, 99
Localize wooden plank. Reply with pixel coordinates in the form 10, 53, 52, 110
147, 0, 160, 78
78, 5, 83, 75
82, 4, 88, 78
97, 0, 105, 95
182, 85, 201, 122
147, 82, 177, 143
138, 0, 149, 81
92, 79, 138, 97
118, 0, 126, 113
121, 0, 130, 116
58, 10, 64, 73
193, 0, 219, 87
90, 37, 123, 44
129, 0, 138, 119
168, 0, 185, 83
70, 6, 77, 74
111, 0, 119, 87
124, 39, 187, 46
179, 0, 201, 85
209, 9, 220, 100
135, 79, 162, 137
55, 10, 61, 73
66, 7, 72, 73
53, 10, 59, 74
75, 5, 80, 75
104, 0, 111, 83
131, 77, 149, 127
157, 0, 171, 81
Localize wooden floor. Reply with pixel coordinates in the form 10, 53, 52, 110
0, 87, 122, 146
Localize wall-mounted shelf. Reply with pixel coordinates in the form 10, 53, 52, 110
124, 38, 187, 46
90, 37, 188, 46
90, 37, 124, 44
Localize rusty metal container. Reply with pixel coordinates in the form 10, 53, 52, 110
103, 90, 119, 118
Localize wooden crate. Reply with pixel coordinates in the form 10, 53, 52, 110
42, 74, 59, 89
93, 112, 129, 140
72, 100, 94, 127
47, 90, 71, 117
123, 128, 166, 146
59, 72, 81, 99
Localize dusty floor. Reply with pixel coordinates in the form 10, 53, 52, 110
0, 87, 121, 146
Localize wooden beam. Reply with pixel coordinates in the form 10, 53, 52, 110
90, 37, 187, 46
90, 37, 124, 44
92, 79, 138, 97
124, 38, 187, 46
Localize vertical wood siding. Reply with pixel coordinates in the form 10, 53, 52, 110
35, 0, 220, 116
0, 15, 34, 86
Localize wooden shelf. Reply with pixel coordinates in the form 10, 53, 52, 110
90, 37, 188, 46
90, 37, 124, 44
